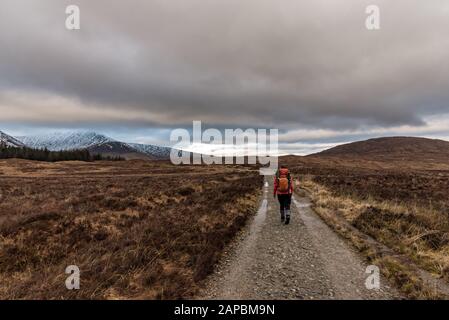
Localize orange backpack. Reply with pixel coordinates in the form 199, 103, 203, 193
277, 168, 291, 193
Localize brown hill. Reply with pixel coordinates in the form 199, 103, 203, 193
280, 137, 449, 171
312, 136, 449, 161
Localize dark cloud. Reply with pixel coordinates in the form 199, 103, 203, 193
0, 0, 448, 138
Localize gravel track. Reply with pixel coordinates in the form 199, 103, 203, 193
200, 177, 400, 300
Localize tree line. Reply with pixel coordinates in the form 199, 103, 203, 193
0, 143, 123, 162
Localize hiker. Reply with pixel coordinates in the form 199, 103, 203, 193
273, 166, 294, 225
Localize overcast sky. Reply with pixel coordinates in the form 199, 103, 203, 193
0, 0, 448, 154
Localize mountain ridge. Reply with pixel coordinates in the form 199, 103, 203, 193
13, 130, 171, 160
18, 131, 114, 151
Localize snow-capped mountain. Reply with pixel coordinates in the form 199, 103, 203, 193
0, 131, 25, 147
16, 131, 172, 160
18, 131, 113, 151
127, 143, 172, 159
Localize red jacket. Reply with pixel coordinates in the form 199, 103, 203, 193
274, 169, 294, 196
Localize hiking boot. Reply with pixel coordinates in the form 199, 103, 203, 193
280, 209, 285, 222
285, 210, 291, 225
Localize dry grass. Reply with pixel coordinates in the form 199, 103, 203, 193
300, 177, 449, 299
282, 151, 449, 298
0, 159, 263, 299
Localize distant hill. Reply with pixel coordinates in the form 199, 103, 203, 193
308, 137, 449, 169
280, 137, 449, 171
314, 137, 449, 158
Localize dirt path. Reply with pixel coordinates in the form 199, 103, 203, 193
200, 177, 400, 300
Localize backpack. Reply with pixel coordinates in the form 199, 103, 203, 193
276, 168, 291, 193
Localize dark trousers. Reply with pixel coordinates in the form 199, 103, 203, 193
277, 194, 292, 213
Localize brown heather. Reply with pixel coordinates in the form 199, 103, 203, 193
279, 138, 449, 299
0, 159, 262, 299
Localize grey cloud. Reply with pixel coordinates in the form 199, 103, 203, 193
0, 0, 448, 132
